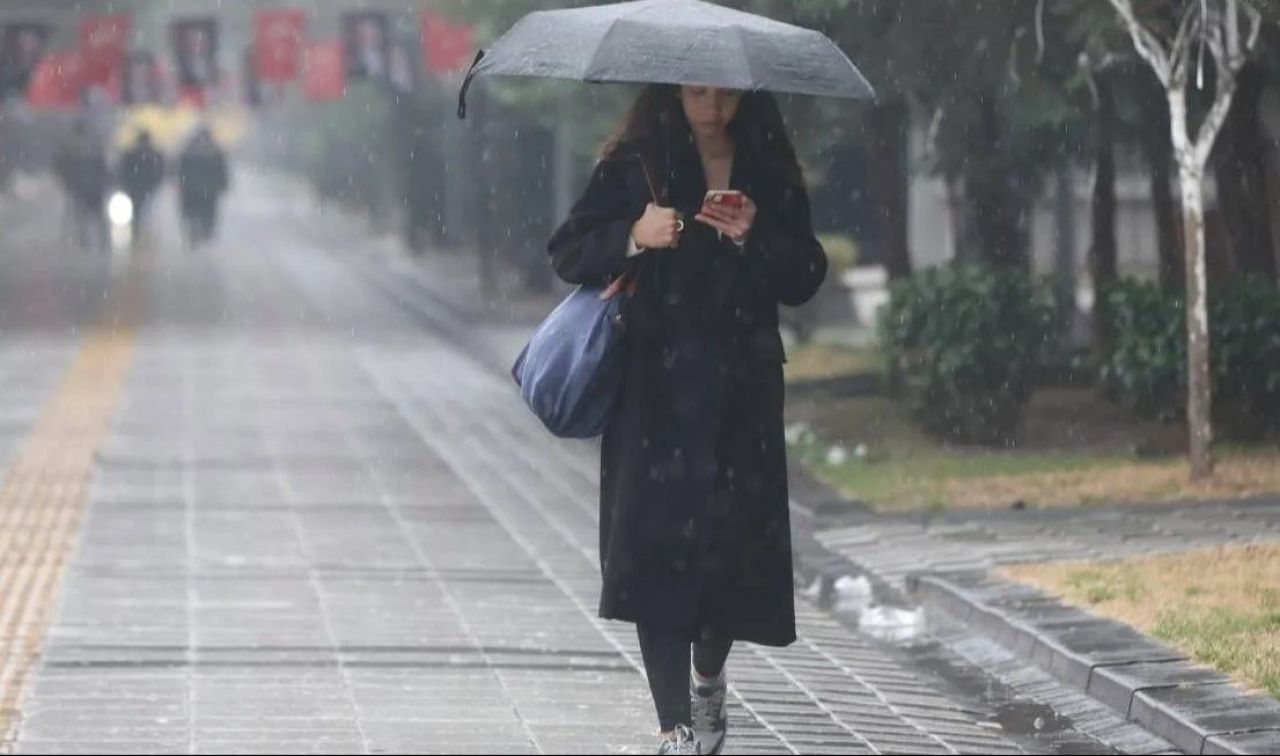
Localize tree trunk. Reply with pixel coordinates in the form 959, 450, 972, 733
1212, 63, 1276, 280
1171, 91, 1214, 480
1053, 164, 1077, 325
969, 97, 1026, 269
1091, 73, 1119, 358
553, 119, 576, 231
866, 100, 912, 279
1135, 72, 1183, 292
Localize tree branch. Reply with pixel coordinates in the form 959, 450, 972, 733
1236, 0, 1263, 64
1107, 0, 1174, 84
1170, 1, 1202, 86
1194, 58, 1237, 164
1192, 0, 1262, 163
1035, 0, 1047, 64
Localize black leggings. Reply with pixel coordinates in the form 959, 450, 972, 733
637, 624, 733, 731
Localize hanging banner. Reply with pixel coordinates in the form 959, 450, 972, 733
26, 50, 85, 110
1, 22, 52, 98
342, 12, 389, 80
171, 17, 218, 90
253, 9, 304, 82
420, 11, 472, 75
80, 14, 130, 88
303, 41, 344, 102
121, 51, 161, 105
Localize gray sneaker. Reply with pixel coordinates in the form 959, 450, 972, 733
691, 670, 727, 755
657, 724, 700, 755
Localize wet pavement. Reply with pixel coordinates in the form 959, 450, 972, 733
0, 170, 1179, 754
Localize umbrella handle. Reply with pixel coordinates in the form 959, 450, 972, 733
456, 49, 487, 120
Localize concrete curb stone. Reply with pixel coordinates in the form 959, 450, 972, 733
910, 573, 1280, 754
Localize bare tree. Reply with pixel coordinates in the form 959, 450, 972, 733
1105, 0, 1262, 479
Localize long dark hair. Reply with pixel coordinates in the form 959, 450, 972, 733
600, 84, 805, 197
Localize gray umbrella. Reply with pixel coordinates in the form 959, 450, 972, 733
457, 0, 874, 118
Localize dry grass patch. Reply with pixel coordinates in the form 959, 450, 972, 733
1002, 544, 1280, 699
783, 343, 882, 382
939, 450, 1280, 509
786, 388, 1280, 511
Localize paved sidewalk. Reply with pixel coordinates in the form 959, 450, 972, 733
13, 338, 1027, 754
2, 175, 1053, 755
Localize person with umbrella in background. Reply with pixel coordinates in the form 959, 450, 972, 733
459, 2, 873, 753
177, 124, 229, 248
118, 129, 165, 242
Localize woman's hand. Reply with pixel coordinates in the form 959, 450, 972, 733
631, 203, 683, 250
696, 194, 757, 243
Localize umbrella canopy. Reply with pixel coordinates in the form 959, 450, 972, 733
457, 0, 874, 118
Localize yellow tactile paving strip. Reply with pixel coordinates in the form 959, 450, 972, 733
0, 255, 144, 744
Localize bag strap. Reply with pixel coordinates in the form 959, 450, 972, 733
600, 153, 660, 301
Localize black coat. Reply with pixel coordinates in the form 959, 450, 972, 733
178, 141, 228, 212
119, 144, 164, 203
548, 132, 826, 646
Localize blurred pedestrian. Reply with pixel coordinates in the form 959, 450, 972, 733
344, 13, 388, 80
177, 125, 228, 248
53, 120, 109, 253
547, 84, 827, 755
117, 130, 165, 241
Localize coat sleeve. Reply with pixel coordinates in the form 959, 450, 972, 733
741, 181, 828, 307
548, 158, 639, 286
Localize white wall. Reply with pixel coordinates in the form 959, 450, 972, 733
906, 111, 1172, 299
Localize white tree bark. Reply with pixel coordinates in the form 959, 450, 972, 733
1106, 0, 1261, 479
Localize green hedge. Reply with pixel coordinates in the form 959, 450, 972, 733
1103, 276, 1280, 438
878, 263, 1056, 444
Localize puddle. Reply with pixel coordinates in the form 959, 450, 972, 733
803, 573, 925, 642
799, 571, 1124, 754
993, 700, 1074, 735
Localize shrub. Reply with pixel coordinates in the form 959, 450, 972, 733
1101, 280, 1185, 422
1211, 276, 1280, 437
878, 263, 1055, 444
1103, 276, 1280, 438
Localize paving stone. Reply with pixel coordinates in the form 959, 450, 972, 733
1086, 660, 1230, 717
1202, 728, 1280, 755
1131, 684, 1280, 755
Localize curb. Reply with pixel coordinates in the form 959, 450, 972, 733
908, 572, 1280, 755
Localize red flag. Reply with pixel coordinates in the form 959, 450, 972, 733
421, 11, 472, 74
177, 85, 207, 109
80, 14, 130, 87
254, 9, 305, 82
27, 50, 85, 109
303, 41, 344, 101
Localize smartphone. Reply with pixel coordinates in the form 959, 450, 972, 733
703, 190, 746, 212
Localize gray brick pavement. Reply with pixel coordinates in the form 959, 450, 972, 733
9, 330, 1025, 754
2, 172, 1165, 754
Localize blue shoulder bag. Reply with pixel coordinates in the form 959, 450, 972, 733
513, 154, 668, 438
510, 274, 634, 439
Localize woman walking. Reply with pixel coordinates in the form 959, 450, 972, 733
548, 84, 827, 755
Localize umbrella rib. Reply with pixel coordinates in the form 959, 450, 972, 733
732, 27, 757, 93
